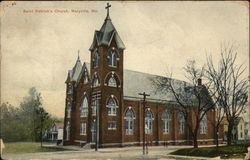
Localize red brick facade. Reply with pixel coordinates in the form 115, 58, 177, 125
63, 7, 222, 147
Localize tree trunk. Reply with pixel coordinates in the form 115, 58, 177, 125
193, 126, 199, 148
193, 135, 198, 148
227, 122, 233, 146
215, 127, 219, 147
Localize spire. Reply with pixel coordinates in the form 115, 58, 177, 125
77, 50, 80, 61
89, 3, 125, 51
105, 3, 111, 21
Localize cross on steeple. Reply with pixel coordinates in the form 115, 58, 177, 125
105, 3, 111, 17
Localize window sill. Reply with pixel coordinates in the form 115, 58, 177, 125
125, 133, 133, 135
108, 114, 117, 116
163, 132, 169, 135
108, 85, 117, 88
108, 128, 117, 130
80, 134, 87, 136
108, 65, 117, 68
80, 116, 88, 118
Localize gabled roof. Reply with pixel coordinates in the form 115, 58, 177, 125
68, 62, 188, 103
65, 56, 82, 83
75, 62, 91, 86
89, 16, 125, 51
123, 70, 188, 103
54, 122, 64, 129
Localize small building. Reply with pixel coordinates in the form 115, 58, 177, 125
234, 117, 245, 141
223, 117, 247, 142
44, 122, 64, 142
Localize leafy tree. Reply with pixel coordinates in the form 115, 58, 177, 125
0, 87, 54, 142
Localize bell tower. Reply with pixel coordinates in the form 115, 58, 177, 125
89, 3, 125, 146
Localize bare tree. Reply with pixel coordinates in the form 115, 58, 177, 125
206, 44, 248, 145
205, 58, 225, 147
152, 60, 216, 148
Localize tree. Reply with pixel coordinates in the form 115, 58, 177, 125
36, 107, 49, 147
0, 103, 28, 141
0, 87, 53, 142
206, 44, 248, 145
152, 60, 216, 148
20, 87, 43, 141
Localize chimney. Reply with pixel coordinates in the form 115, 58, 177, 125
198, 78, 202, 86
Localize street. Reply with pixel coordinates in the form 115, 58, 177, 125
3, 145, 214, 160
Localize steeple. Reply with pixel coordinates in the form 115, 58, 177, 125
69, 50, 82, 82
77, 50, 80, 61
89, 3, 125, 51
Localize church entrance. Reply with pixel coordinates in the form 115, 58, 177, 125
91, 120, 96, 143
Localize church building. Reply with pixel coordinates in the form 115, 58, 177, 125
63, 4, 218, 147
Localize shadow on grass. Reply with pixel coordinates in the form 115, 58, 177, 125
170, 144, 249, 159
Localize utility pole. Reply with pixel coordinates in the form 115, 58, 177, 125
138, 92, 150, 155
95, 92, 101, 151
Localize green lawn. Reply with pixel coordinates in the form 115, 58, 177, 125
4, 142, 75, 154
170, 144, 249, 159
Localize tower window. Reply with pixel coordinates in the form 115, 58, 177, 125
108, 121, 117, 130
67, 83, 73, 94
107, 97, 118, 116
108, 76, 117, 87
80, 97, 88, 117
66, 103, 72, 118
93, 50, 100, 68
84, 75, 89, 84
80, 121, 87, 135
107, 50, 117, 67
92, 72, 100, 87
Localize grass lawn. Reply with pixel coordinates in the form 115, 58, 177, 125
4, 142, 75, 154
170, 144, 249, 159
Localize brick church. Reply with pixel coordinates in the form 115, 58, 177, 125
63, 4, 218, 147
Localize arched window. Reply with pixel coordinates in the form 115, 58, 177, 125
84, 75, 88, 84
92, 72, 100, 87
178, 112, 185, 134
80, 121, 87, 135
162, 110, 171, 134
66, 121, 70, 140
107, 50, 117, 67
107, 97, 118, 116
93, 50, 100, 68
67, 83, 73, 94
108, 76, 117, 87
200, 113, 208, 134
80, 97, 88, 117
145, 110, 153, 134
124, 108, 135, 135
66, 103, 71, 118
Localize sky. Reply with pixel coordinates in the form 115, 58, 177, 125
1, 1, 249, 118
